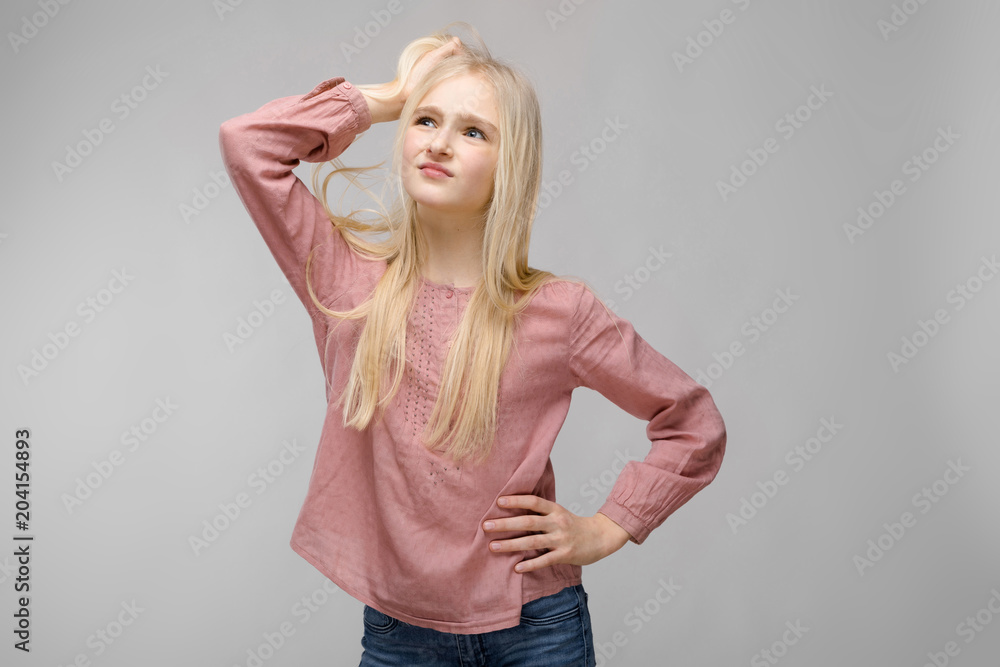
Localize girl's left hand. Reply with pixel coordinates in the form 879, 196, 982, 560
482, 495, 632, 573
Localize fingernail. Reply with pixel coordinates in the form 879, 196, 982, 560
491, 542, 500, 551
498, 497, 508, 506
483, 521, 495, 530
514, 564, 523, 572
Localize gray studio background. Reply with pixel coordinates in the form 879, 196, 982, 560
3, 1, 999, 665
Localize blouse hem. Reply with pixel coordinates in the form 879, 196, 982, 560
290, 538, 582, 634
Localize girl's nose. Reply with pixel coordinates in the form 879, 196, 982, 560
428, 131, 452, 155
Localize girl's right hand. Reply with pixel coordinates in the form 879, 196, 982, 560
360, 36, 464, 124
399, 36, 463, 105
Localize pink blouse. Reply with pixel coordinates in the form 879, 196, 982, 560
218, 76, 727, 634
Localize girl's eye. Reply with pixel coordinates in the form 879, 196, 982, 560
414, 116, 486, 140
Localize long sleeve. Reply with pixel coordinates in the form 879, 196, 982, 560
568, 284, 727, 545
218, 77, 374, 319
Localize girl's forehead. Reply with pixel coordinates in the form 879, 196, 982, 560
421, 73, 497, 111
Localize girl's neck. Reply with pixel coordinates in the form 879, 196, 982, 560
416, 208, 484, 288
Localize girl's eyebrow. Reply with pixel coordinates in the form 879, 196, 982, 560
413, 105, 498, 135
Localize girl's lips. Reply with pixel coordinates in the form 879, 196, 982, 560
420, 166, 452, 179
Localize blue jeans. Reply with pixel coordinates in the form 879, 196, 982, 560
359, 584, 595, 666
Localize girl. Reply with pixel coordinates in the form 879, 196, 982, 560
219, 22, 726, 666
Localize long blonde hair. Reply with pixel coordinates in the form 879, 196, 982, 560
305, 23, 587, 465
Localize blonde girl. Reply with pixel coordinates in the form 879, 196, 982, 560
219, 22, 726, 666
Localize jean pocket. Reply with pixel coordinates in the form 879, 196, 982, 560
362, 605, 398, 634
519, 586, 582, 627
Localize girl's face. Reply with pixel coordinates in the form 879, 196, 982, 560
401, 72, 500, 218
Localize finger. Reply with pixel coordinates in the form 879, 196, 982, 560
434, 37, 460, 58
482, 514, 547, 533
514, 550, 559, 574
489, 533, 551, 553
498, 495, 554, 513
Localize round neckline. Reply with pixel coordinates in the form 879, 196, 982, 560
420, 275, 476, 292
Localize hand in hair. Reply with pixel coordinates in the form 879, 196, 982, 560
482, 495, 633, 573
401, 36, 463, 103
358, 36, 464, 124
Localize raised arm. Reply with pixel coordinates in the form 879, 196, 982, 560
217, 77, 374, 319
568, 284, 728, 545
